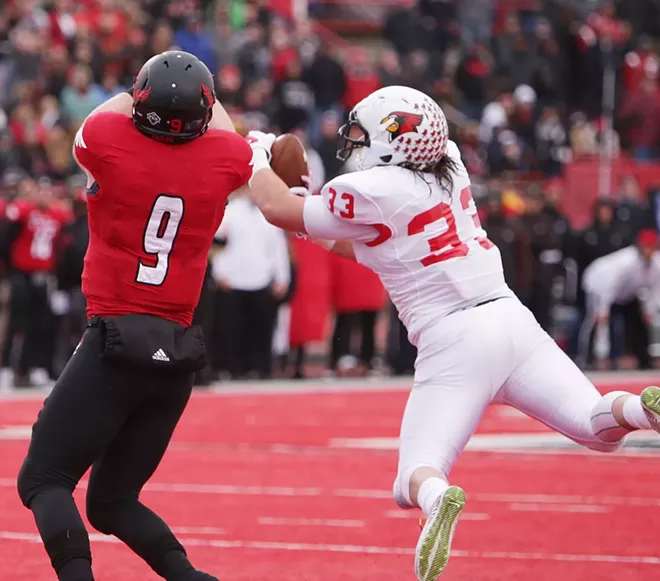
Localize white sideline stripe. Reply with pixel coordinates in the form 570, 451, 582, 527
1, 531, 659, 565
258, 517, 365, 528
509, 503, 610, 514
330, 431, 660, 451
386, 510, 490, 521
335, 489, 660, 508
171, 526, 226, 535
0, 477, 656, 508
0, 370, 657, 401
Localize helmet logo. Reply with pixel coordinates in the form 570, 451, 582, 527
380, 111, 424, 143
146, 112, 161, 126
200, 83, 215, 106
133, 87, 152, 102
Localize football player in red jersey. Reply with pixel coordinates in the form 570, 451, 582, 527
0, 177, 72, 385
17, 51, 252, 581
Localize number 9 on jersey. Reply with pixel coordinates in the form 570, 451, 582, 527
136, 195, 184, 286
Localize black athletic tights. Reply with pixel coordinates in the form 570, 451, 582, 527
16, 327, 210, 581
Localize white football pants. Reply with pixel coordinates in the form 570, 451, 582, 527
394, 297, 620, 507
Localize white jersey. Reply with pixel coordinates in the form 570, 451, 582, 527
303, 141, 513, 343
582, 245, 660, 318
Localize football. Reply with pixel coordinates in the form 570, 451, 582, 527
270, 133, 309, 188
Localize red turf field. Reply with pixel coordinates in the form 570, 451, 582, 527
1, 374, 659, 580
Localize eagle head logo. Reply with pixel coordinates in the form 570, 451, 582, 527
380, 111, 424, 143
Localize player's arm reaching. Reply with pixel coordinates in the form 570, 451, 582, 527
247, 131, 378, 255
79, 87, 235, 128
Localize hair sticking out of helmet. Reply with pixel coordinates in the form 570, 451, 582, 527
427, 153, 459, 194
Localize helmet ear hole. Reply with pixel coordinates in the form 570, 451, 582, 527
380, 155, 393, 163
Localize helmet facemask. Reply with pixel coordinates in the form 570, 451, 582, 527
336, 111, 370, 163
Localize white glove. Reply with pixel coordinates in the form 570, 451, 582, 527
246, 131, 276, 160
289, 174, 313, 198
290, 187, 310, 197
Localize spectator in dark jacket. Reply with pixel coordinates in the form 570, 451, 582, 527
304, 43, 346, 146
273, 58, 314, 134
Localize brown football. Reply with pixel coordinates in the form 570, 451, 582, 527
270, 133, 309, 188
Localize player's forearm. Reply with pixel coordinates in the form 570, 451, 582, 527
88, 92, 134, 118
208, 102, 236, 132
249, 164, 306, 233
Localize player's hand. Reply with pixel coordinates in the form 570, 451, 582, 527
246, 131, 276, 160
271, 281, 288, 300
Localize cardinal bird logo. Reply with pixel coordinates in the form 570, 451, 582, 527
201, 83, 215, 106
381, 111, 424, 142
133, 86, 152, 103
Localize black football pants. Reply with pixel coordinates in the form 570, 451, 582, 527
330, 311, 378, 371
16, 326, 200, 581
613, 298, 652, 369
219, 288, 277, 379
2, 272, 56, 379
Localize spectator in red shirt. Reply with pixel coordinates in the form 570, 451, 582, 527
619, 76, 660, 161
342, 47, 381, 111
622, 36, 659, 93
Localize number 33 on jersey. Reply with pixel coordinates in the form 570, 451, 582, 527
303, 140, 510, 341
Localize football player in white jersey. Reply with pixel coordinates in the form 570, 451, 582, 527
245, 86, 660, 581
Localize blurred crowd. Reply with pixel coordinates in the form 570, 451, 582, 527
0, 0, 659, 388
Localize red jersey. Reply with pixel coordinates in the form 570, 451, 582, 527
4, 199, 71, 273
73, 111, 252, 327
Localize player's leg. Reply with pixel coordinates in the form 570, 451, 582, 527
576, 293, 597, 369
358, 310, 377, 371
622, 299, 652, 369
245, 287, 277, 378
394, 306, 511, 581
223, 289, 245, 378
6, 273, 31, 383
85, 372, 216, 581
16, 327, 135, 581
502, 307, 658, 450
330, 312, 354, 372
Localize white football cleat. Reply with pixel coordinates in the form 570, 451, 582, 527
640, 386, 660, 433
415, 485, 466, 581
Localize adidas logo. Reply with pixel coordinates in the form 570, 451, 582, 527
152, 349, 170, 362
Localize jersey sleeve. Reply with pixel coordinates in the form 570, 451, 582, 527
226, 133, 254, 191
303, 178, 385, 242
73, 111, 123, 175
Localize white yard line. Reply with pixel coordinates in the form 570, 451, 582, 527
508, 503, 610, 514
0, 477, 656, 507
257, 517, 365, 528
1, 531, 658, 565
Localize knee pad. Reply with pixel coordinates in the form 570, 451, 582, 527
44, 529, 92, 573
17, 458, 78, 508
590, 390, 630, 445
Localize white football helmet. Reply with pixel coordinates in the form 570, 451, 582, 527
336, 86, 449, 171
